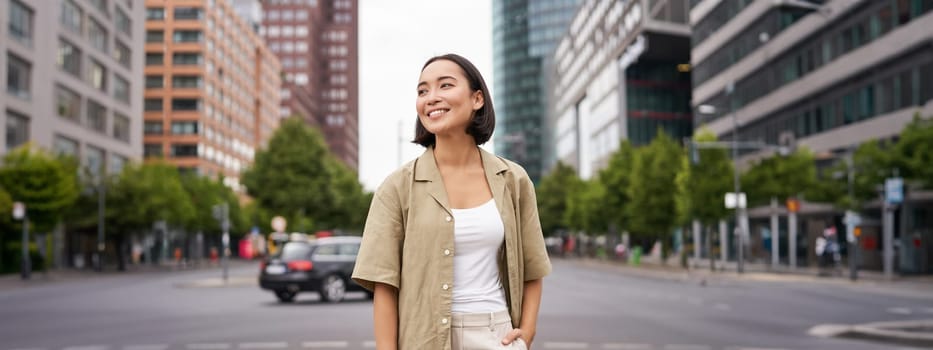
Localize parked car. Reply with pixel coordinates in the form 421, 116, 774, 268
258, 236, 370, 303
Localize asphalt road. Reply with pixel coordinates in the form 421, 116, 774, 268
0, 259, 930, 350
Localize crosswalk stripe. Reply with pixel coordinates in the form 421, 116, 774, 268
361, 341, 376, 348
301, 341, 348, 348
239, 343, 287, 349
543, 343, 589, 349
63, 346, 109, 350
602, 344, 653, 349
664, 345, 711, 350
123, 345, 169, 350
186, 344, 231, 350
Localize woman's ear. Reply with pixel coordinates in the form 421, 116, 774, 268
472, 90, 484, 111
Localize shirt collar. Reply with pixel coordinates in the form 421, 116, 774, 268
414, 145, 508, 182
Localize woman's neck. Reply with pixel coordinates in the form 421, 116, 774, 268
433, 133, 479, 168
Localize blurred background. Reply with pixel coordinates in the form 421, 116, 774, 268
1, 0, 932, 349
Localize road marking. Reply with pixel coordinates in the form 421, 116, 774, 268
921, 307, 933, 314
543, 342, 589, 349
361, 341, 376, 348
8, 348, 47, 350
187, 344, 232, 350
123, 345, 169, 350
63, 346, 110, 350
713, 303, 732, 311
887, 307, 912, 314
725, 347, 792, 350
239, 343, 287, 349
663, 345, 711, 350
602, 344, 653, 349
686, 297, 703, 306
301, 341, 348, 348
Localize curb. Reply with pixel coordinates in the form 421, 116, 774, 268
174, 276, 257, 289
809, 320, 933, 347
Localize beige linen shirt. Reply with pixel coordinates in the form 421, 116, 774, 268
352, 147, 552, 350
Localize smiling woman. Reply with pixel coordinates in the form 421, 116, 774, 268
353, 54, 550, 350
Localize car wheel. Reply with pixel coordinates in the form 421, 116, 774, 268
320, 274, 346, 303
275, 290, 296, 303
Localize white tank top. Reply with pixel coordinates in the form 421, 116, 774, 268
450, 199, 508, 313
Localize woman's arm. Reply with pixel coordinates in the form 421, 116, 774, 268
373, 282, 399, 350
502, 278, 543, 349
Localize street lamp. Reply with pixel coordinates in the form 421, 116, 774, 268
697, 91, 747, 274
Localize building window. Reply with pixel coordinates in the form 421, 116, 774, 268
88, 0, 108, 16
116, 8, 131, 36
86, 99, 107, 133
6, 53, 31, 100
144, 121, 163, 134
144, 143, 162, 157
113, 75, 130, 104
172, 98, 200, 111
113, 113, 130, 142
145, 53, 163, 65
173, 30, 202, 43
145, 75, 163, 88
109, 154, 126, 174
146, 7, 164, 20
171, 144, 198, 157
60, 0, 83, 33
56, 85, 81, 123
58, 39, 81, 77
114, 40, 131, 68
88, 60, 107, 91
144, 98, 162, 111
146, 30, 163, 42
54, 135, 78, 157
171, 121, 199, 134
172, 75, 201, 88
8, 0, 33, 45
85, 145, 104, 178
172, 52, 202, 65
174, 7, 203, 20
5, 110, 29, 150
88, 18, 108, 52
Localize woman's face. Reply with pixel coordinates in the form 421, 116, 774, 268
416, 59, 484, 139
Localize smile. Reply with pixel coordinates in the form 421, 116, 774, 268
427, 109, 449, 118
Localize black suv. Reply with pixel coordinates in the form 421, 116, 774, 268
259, 236, 369, 303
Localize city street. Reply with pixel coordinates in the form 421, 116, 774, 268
0, 259, 931, 350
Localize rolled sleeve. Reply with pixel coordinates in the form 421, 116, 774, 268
517, 169, 551, 281
352, 177, 404, 292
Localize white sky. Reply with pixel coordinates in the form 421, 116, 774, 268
358, 0, 494, 191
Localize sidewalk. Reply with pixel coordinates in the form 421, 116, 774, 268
566, 255, 933, 300
0, 259, 258, 291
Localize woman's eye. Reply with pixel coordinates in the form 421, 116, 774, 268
441, 83, 453, 88
417, 89, 427, 96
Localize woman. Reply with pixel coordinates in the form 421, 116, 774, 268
352, 53, 551, 350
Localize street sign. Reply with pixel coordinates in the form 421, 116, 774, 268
844, 211, 862, 227
725, 192, 746, 209
12, 202, 24, 220
885, 177, 903, 204
271, 216, 287, 233
786, 198, 800, 213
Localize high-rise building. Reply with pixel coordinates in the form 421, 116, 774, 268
492, 0, 581, 182
143, 0, 281, 191
2, 0, 144, 174
260, 0, 359, 171
692, 0, 933, 161
547, 0, 693, 179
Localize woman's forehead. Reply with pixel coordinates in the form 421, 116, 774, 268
419, 60, 466, 82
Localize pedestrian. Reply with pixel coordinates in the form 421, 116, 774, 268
352, 53, 551, 350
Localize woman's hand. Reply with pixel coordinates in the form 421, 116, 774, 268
501, 327, 534, 348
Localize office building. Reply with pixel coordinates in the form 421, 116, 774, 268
493, 0, 581, 182
548, 0, 693, 179
143, 0, 281, 191
260, 0, 359, 171
2, 0, 145, 174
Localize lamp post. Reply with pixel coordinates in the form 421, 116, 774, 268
97, 175, 106, 272
13, 202, 30, 280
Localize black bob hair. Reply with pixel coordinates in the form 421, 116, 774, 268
412, 53, 495, 147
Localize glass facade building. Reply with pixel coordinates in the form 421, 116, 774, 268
492, 0, 581, 182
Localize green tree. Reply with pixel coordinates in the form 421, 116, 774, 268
675, 130, 733, 226
107, 162, 195, 234
741, 148, 817, 207
894, 114, 933, 188
242, 117, 367, 233
0, 144, 79, 233
599, 140, 635, 234
180, 174, 232, 235
536, 161, 581, 236
626, 131, 683, 246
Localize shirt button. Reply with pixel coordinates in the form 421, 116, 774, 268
442, 284, 449, 290
444, 249, 451, 256
441, 318, 448, 324
445, 216, 452, 222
